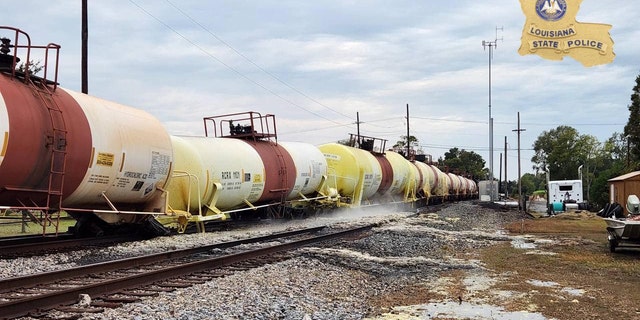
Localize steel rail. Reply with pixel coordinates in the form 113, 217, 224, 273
0, 226, 326, 292
0, 234, 143, 257
0, 233, 75, 246
0, 225, 369, 319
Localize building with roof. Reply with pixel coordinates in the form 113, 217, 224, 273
608, 171, 640, 213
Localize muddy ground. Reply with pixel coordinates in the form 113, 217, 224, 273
375, 202, 640, 319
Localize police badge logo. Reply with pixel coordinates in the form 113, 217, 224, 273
535, 0, 567, 21
520, 0, 614, 66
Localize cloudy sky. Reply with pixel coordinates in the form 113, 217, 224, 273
2, 1, 638, 180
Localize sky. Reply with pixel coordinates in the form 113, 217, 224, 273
2, 1, 638, 180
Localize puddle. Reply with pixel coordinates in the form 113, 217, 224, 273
527, 279, 559, 287
561, 287, 585, 296
525, 250, 558, 256
370, 301, 548, 319
511, 238, 536, 249
527, 279, 585, 297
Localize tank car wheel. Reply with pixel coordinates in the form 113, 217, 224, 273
72, 215, 105, 237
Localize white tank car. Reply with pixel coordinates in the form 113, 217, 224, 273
61, 90, 173, 224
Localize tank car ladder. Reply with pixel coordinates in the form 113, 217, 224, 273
28, 79, 68, 235
269, 148, 290, 218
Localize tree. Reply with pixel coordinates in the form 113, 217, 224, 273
531, 125, 596, 180
520, 172, 546, 195
623, 73, 640, 170
587, 132, 628, 209
17, 60, 43, 75
392, 135, 418, 149
392, 135, 419, 156
603, 132, 628, 163
336, 138, 351, 146
438, 147, 486, 179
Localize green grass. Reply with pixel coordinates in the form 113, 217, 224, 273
0, 211, 76, 236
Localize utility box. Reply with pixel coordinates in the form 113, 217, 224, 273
478, 180, 498, 202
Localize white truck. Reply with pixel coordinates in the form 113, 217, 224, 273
547, 166, 588, 214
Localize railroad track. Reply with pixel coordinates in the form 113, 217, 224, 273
0, 225, 371, 319
0, 218, 267, 257
0, 234, 144, 258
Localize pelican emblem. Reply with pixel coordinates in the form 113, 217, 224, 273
535, 0, 567, 21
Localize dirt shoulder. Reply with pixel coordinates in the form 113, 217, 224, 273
378, 206, 640, 319
476, 212, 640, 319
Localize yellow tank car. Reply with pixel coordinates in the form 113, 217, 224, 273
413, 161, 433, 199
382, 151, 416, 202
319, 143, 382, 206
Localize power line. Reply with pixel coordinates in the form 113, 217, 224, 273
413, 116, 623, 127
128, 0, 349, 126
279, 122, 353, 135
412, 116, 486, 124
163, 0, 356, 122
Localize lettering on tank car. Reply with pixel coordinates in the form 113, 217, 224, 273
221, 171, 242, 190
244, 173, 251, 182
323, 153, 340, 160
88, 174, 110, 185
220, 171, 240, 180
249, 183, 263, 195
149, 151, 171, 179
96, 152, 114, 166
124, 171, 145, 179
312, 161, 324, 177
114, 177, 130, 188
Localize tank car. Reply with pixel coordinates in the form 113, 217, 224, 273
412, 160, 432, 200
164, 113, 328, 231
318, 134, 419, 207
0, 26, 479, 236
0, 27, 333, 235
0, 27, 173, 235
427, 164, 450, 203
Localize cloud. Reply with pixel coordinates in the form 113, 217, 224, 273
1, 0, 637, 180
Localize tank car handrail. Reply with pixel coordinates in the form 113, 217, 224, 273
203, 111, 278, 143
43, 43, 61, 90
170, 171, 203, 216
0, 26, 60, 89
0, 26, 31, 79
348, 133, 387, 154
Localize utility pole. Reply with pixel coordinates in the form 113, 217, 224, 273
482, 26, 503, 201
355, 112, 361, 148
82, 0, 88, 94
512, 112, 526, 212
504, 136, 508, 198
406, 104, 410, 159
498, 153, 503, 196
